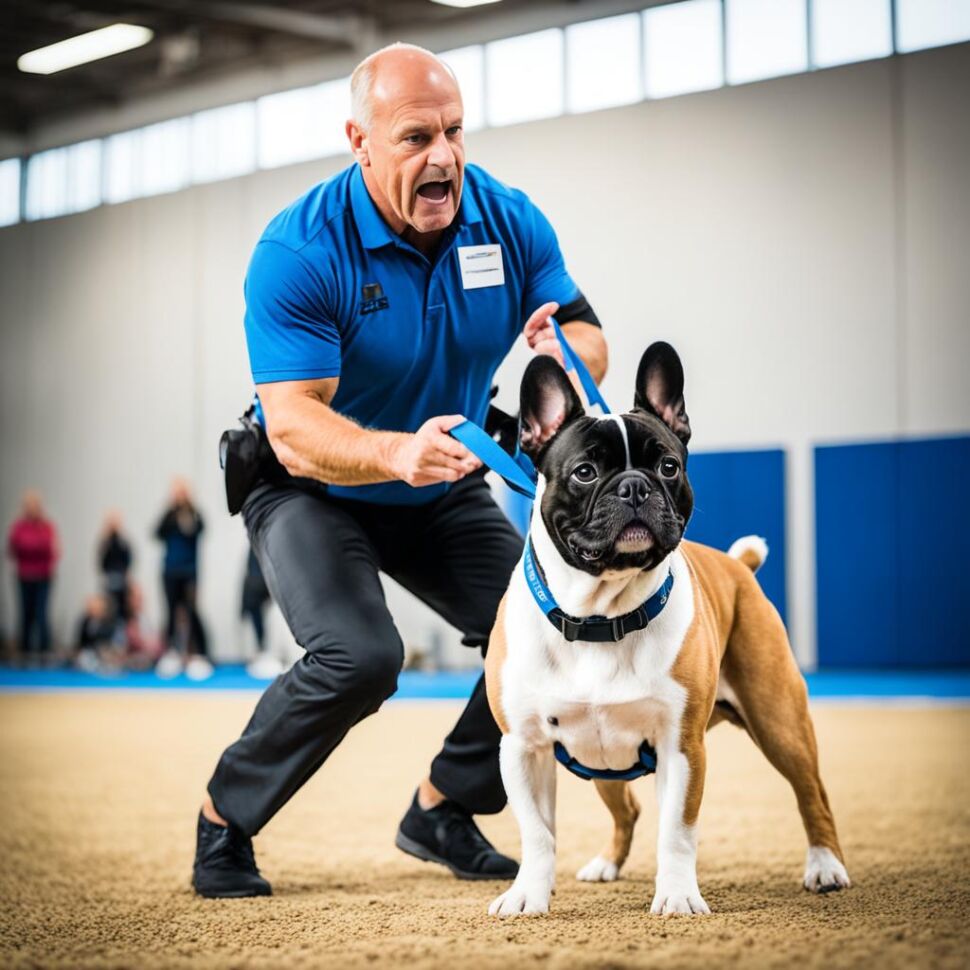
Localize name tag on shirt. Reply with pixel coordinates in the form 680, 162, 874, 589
458, 244, 505, 290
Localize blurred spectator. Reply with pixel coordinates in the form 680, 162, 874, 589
74, 593, 116, 671
98, 510, 133, 622
155, 478, 211, 680
7, 490, 59, 663
123, 582, 163, 670
241, 547, 283, 679
241, 547, 270, 653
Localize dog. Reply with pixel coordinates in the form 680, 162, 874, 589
484, 343, 850, 916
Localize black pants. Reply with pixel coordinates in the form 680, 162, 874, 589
162, 573, 209, 658
207, 472, 523, 837
19, 579, 51, 654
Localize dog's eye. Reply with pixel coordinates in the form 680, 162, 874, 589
571, 463, 598, 484
659, 456, 680, 479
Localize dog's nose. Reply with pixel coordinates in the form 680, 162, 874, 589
616, 473, 650, 506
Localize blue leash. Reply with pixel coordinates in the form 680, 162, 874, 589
449, 316, 606, 500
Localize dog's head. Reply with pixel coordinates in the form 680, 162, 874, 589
519, 342, 693, 575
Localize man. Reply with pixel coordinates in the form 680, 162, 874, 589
193, 42, 608, 898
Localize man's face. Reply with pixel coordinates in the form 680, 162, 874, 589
360, 67, 465, 235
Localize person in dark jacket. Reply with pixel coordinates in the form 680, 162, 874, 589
98, 510, 133, 622
155, 479, 209, 661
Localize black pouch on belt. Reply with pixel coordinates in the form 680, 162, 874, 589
219, 408, 275, 515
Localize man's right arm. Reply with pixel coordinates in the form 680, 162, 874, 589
258, 378, 480, 488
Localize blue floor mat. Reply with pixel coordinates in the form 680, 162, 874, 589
0, 664, 968, 699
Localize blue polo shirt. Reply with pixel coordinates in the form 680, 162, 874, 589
244, 162, 581, 505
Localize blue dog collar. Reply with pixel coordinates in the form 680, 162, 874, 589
523, 537, 673, 643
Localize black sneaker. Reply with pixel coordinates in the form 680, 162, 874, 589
192, 812, 272, 898
395, 791, 519, 881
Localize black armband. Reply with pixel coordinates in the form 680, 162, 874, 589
557, 291, 602, 329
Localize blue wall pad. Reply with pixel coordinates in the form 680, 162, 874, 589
685, 449, 787, 624
815, 435, 970, 668
2, 665, 969, 700
502, 448, 788, 624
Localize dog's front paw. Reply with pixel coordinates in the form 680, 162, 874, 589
650, 885, 710, 916
488, 881, 551, 917
803, 846, 851, 893
576, 855, 620, 882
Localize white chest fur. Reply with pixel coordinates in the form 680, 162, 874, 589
498, 496, 695, 771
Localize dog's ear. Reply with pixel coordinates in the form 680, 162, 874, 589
520, 356, 585, 459
634, 342, 691, 445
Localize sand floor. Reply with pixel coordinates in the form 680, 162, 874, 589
1, 693, 968, 969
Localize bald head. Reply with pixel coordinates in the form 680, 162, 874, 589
351, 43, 460, 132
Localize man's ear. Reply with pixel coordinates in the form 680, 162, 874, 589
346, 119, 369, 165
634, 342, 691, 445
519, 356, 585, 459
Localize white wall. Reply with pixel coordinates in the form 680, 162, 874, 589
1, 44, 968, 667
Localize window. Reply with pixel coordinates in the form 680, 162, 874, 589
191, 102, 257, 184
643, 0, 723, 99
103, 129, 139, 204
485, 29, 564, 126
566, 14, 642, 113
25, 140, 101, 220
726, 0, 808, 85
257, 77, 350, 170
896, 0, 970, 53
812, 0, 892, 68
0, 158, 21, 227
439, 45, 485, 132
139, 119, 190, 197
65, 140, 102, 213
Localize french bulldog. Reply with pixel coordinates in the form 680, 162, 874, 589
484, 343, 849, 916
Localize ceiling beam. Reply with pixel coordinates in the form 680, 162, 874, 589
146, 0, 366, 46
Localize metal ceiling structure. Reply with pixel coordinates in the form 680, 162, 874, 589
0, 0, 559, 135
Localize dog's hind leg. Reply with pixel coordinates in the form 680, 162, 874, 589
721, 577, 850, 893
576, 781, 640, 882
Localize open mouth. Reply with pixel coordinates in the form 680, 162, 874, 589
614, 521, 654, 554
416, 179, 452, 205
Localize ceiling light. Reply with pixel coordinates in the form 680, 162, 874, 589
430, 1, 504, 9
18, 24, 154, 75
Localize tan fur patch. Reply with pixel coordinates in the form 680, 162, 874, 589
484, 595, 510, 735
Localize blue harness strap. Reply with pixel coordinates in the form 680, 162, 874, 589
554, 739, 658, 782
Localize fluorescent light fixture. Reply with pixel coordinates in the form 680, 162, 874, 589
18, 24, 154, 75
430, 0, 503, 7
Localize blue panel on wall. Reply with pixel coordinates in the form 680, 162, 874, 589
896, 437, 970, 666
684, 449, 787, 624
815, 442, 898, 667
815, 436, 970, 668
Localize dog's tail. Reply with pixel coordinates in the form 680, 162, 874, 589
727, 535, 769, 573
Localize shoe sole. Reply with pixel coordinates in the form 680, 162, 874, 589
192, 877, 272, 899
394, 830, 516, 882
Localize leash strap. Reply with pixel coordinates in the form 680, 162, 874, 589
449, 420, 537, 499
551, 317, 610, 414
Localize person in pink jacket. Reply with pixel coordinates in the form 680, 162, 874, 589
7, 490, 59, 661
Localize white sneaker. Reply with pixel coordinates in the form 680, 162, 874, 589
185, 655, 214, 681
156, 650, 184, 679
246, 654, 284, 680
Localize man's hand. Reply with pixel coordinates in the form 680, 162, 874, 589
523, 302, 564, 368
386, 415, 482, 487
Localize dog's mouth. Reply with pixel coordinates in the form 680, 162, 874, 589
614, 521, 654, 554
415, 179, 452, 204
